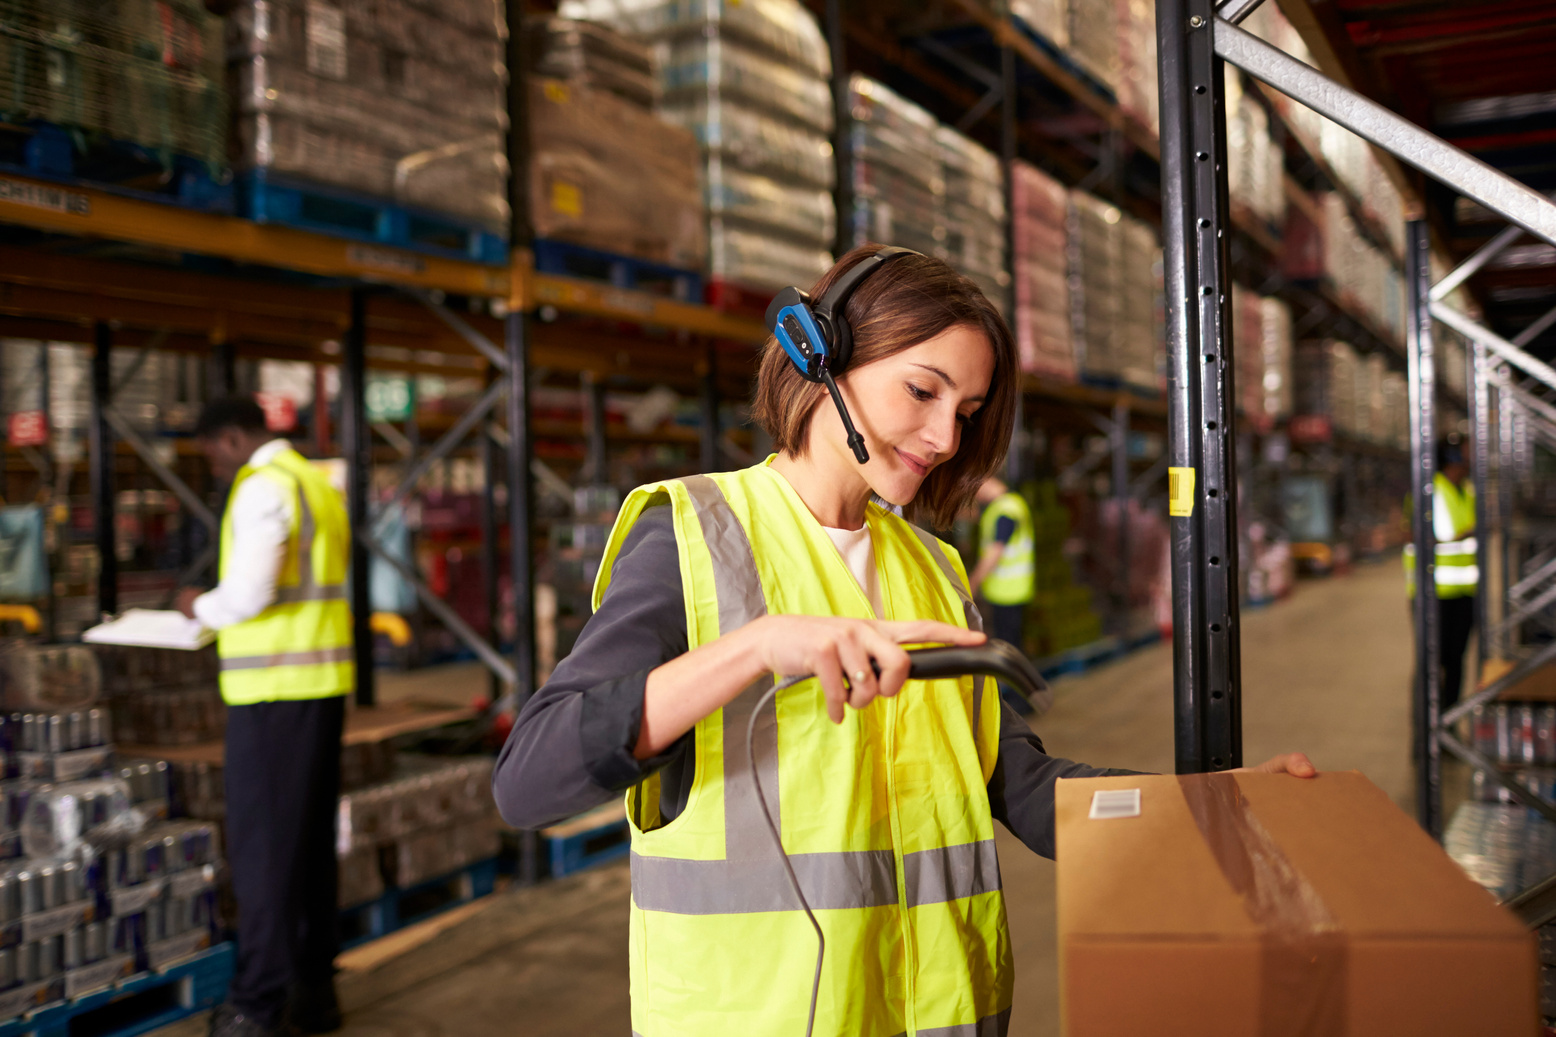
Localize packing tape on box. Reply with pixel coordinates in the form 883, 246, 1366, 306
1177, 773, 1347, 1037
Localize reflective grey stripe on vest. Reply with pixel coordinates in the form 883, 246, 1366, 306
218, 646, 354, 671
898, 1008, 1012, 1037
630, 849, 898, 914
249, 462, 346, 607
902, 839, 1001, 907
906, 522, 987, 737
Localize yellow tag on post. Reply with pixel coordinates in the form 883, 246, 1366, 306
1168, 467, 1196, 517
550, 181, 582, 217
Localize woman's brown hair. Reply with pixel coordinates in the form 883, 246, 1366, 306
752, 244, 1019, 529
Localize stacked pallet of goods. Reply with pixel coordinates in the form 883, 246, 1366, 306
565, 0, 836, 296
936, 127, 1008, 314
227, 0, 509, 239
1020, 482, 1104, 659
1069, 191, 1163, 392
1225, 74, 1286, 235
524, 18, 706, 280
1011, 162, 1074, 380
0, 0, 226, 193
0, 644, 224, 1016
845, 75, 943, 259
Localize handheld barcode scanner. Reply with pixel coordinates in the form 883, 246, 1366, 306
751, 639, 1048, 1037
765, 246, 922, 466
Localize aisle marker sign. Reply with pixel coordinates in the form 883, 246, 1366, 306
1168, 467, 1196, 517
7, 411, 47, 447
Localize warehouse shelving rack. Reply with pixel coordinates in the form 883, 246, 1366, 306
1145, 0, 1556, 870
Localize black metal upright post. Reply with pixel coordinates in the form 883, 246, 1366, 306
342, 289, 376, 707
1158, 0, 1242, 772
479, 375, 501, 700
1469, 341, 1490, 665
40, 343, 56, 640
90, 322, 117, 618
700, 345, 720, 473
1406, 219, 1441, 836
1497, 378, 1515, 658
1112, 400, 1131, 631
1002, 32, 1022, 483
826, 0, 852, 257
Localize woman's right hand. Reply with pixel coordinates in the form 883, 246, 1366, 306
751, 615, 986, 724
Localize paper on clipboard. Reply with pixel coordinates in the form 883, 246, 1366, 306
82, 609, 215, 650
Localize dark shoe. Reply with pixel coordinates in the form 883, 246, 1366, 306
287, 981, 342, 1035
208, 1003, 291, 1037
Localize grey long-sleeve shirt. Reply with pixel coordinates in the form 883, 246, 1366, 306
492, 505, 1132, 860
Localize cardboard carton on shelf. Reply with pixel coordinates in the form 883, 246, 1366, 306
1482, 658, 1556, 702
1057, 771, 1536, 1037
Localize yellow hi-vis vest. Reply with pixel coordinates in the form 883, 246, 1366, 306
594, 459, 1012, 1037
977, 491, 1035, 606
217, 446, 354, 704
1404, 473, 1478, 600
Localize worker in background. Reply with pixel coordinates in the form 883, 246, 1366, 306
175, 397, 352, 1037
1404, 436, 1478, 709
970, 475, 1039, 714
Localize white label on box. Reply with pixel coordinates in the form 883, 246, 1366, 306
23, 902, 91, 942
1089, 788, 1141, 820
168, 866, 215, 899
63, 955, 132, 1000
52, 747, 112, 782
147, 932, 210, 971
0, 982, 44, 1019
110, 878, 165, 917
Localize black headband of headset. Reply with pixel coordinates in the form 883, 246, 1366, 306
812, 245, 919, 324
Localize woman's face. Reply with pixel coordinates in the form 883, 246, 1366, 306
818, 323, 996, 507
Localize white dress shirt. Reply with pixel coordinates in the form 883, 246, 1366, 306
193, 440, 295, 631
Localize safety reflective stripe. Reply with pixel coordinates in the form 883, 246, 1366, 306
906, 522, 987, 738
681, 475, 779, 855
629, 849, 899, 914
900, 1008, 1012, 1037
1436, 566, 1481, 586
1437, 538, 1477, 556
902, 839, 1001, 907
256, 462, 347, 605
218, 646, 354, 671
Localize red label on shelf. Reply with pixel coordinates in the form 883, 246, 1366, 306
1288, 415, 1333, 444
255, 393, 298, 432
7, 410, 46, 446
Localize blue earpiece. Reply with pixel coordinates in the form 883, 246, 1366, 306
764, 247, 921, 465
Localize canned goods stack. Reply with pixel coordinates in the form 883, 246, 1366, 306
5, 709, 113, 783
94, 645, 225, 748
336, 756, 499, 907
88, 819, 222, 972
1443, 801, 1556, 901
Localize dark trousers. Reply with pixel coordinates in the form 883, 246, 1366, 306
1440, 595, 1476, 711
986, 602, 1032, 715
225, 696, 344, 1027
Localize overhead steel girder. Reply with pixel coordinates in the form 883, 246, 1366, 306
1213, 18, 1556, 248
1431, 303, 1556, 395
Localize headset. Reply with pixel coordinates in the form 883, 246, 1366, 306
765, 246, 923, 465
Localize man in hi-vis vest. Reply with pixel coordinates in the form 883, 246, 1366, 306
971, 476, 1040, 714
1404, 437, 1478, 709
176, 397, 352, 1037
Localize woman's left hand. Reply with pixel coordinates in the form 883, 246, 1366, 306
1233, 752, 1317, 778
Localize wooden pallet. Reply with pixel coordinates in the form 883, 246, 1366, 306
0, 942, 233, 1037
339, 858, 498, 950
532, 239, 702, 302
237, 171, 507, 265
541, 801, 630, 879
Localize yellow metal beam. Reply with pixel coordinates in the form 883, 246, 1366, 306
519, 267, 770, 342
0, 173, 513, 297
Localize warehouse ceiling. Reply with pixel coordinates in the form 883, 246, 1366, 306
1285, 0, 1556, 359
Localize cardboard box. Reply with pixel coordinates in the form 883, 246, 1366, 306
1057, 771, 1537, 1036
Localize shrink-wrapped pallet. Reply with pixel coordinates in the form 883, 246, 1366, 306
1067, 0, 1119, 95
1116, 213, 1161, 393
936, 126, 1007, 313
846, 75, 942, 257
1012, 162, 1074, 380
1069, 191, 1122, 382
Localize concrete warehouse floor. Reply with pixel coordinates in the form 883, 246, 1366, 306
157, 556, 1421, 1037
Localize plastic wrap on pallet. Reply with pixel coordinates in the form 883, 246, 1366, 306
936, 126, 1007, 314
337, 846, 384, 908
0, 0, 226, 169
336, 756, 496, 856
1225, 75, 1284, 230
1067, 0, 1119, 94
1012, 162, 1074, 380
529, 78, 706, 268
386, 815, 500, 889
1114, 0, 1158, 135
564, 0, 835, 294
521, 16, 658, 109
1010, 0, 1068, 49
226, 0, 509, 233
1069, 191, 1123, 382
1259, 296, 1293, 423
0, 646, 100, 715
1445, 802, 1556, 902
1116, 213, 1161, 393
846, 75, 942, 257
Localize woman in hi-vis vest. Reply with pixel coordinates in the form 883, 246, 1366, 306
492, 246, 1314, 1037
